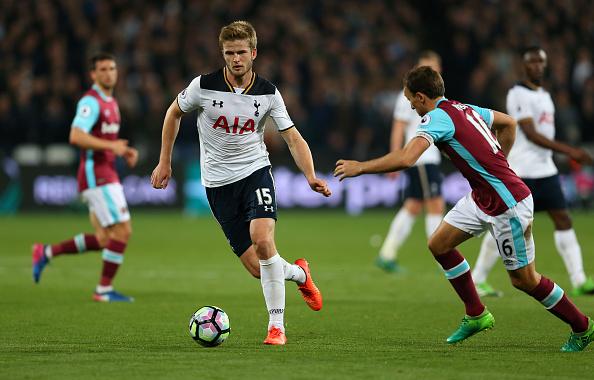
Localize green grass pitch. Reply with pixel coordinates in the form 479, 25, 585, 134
1, 210, 594, 379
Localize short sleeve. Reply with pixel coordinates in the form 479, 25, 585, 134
393, 91, 415, 122
269, 89, 294, 131
71, 95, 100, 133
468, 104, 494, 128
415, 108, 455, 145
177, 76, 202, 113
506, 89, 532, 121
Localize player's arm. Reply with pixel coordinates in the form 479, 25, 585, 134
151, 99, 184, 189
517, 118, 593, 164
69, 127, 129, 156
334, 137, 429, 181
280, 127, 331, 197
490, 111, 516, 157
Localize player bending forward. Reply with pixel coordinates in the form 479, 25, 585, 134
33, 53, 138, 302
334, 66, 594, 352
151, 21, 330, 345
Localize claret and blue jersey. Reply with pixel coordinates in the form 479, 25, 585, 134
71, 84, 121, 192
416, 98, 531, 216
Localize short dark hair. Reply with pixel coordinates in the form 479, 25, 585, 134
90, 52, 116, 70
404, 66, 445, 99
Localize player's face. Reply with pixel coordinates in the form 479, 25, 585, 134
523, 50, 547, 84
91, 60, 117, 90
404, 86, 428, 116
222, 39, 257, 78
417, 58, 442, 73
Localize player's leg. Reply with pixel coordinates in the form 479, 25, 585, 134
424, 196, 444, 239
240, 246, 306, 284
471, 233, 503, 297
89, 184, 133, 302
32, 205, 105, 284
421, 164, 444, 240
496, 194, 593, 351
250, 217, 287, 344
548, 208, 594, 295
432, 194, 494, 343
377, 168, 426, 272
377, 198, 421, 272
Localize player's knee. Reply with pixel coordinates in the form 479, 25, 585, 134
252, 235, 274, 254
553, 215, 572, 230
96, 232, 109, 248
427, 237, 443, 256
108, 223, 132, 243
509, 274, 539, 292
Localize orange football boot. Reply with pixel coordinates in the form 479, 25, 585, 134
294, 258, 323, 311
263, 327, 287, 345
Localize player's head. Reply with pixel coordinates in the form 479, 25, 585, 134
219, 21, 257, 78
403, 66, 445, 116
90, 53, 117, 90
522, 46, 547, 86
417, 50, 442, 73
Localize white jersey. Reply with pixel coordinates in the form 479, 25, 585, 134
177, 69, 294, 187
393, 91, 441, 165
506, 84, 558, 179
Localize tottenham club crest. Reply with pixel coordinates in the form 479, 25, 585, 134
253, 100, 261, 117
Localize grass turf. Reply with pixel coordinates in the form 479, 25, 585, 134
1, 210, 593, 379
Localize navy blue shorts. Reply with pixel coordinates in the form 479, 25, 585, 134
521, 174, 567, 212
206, 166, 277, 257
403, 164, 443, 200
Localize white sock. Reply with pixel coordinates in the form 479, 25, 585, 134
425, 214, 442, 239
260, 254, 285, 331
280, 256, 306, 284
95, 285, 113, 293
379, 208, 416, 261
471, 233, 499, 284
45, 245, 53, 259
554, 229, 587, 288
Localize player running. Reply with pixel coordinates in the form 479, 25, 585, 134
32, 53, 138, 302
335, 66, 594, 352
376, 51, 445, 273
151, 21, 331, 345
472, 46, 594, 298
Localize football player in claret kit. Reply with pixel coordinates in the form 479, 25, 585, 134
472, 46, 594, 298
376, 51, 445, 274
32, 53, 138, 302
151, 21, 331, 345
335, 66, 594, 351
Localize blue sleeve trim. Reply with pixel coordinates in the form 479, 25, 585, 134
72, 96, 100, 133
416, 108, 455, 143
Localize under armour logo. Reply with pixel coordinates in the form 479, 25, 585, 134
264, 206, 274, 212
212, 100, 224, 108
254, 100, 261, 117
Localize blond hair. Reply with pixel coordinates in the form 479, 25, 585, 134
219, 21, 257, 50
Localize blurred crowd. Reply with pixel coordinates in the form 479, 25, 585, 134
1, 0, 593, 169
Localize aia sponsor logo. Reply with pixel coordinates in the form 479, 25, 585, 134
212, 116, 255, 134
538, 112, 554, 124
101, 122, 120, 134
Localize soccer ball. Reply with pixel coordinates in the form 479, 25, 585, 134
189, 306, 230, 347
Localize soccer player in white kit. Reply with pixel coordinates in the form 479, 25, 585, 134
151, 21, 331, 345
376, 51, 445, 273
472, 47, 594, 297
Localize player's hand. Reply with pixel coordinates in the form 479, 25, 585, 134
151, 162, 172, 189
334, 159, 362, 181
307, 177, 331, 197
111, 139, 129, 156
569, 148, 594, 165
124, 147, 139, 168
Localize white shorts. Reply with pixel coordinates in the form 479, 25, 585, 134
81, 183, 130, 227
444, 193, 535, 270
